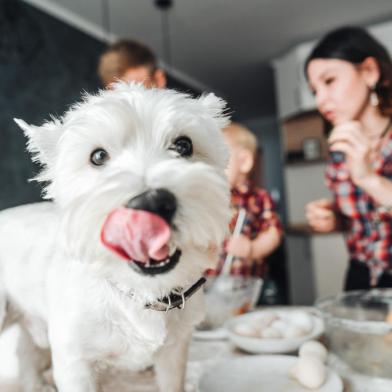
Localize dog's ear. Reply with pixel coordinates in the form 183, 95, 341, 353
14, 118, 62, 166
198, 93, 230, 129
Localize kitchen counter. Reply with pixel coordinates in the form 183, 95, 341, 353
189, 338, 392, 392
0, 334, 233, 392
1, 331, 392, 391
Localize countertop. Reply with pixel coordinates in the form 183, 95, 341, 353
1, 327, 392, 391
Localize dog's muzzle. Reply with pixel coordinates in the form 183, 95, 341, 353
101, 188, 182, 276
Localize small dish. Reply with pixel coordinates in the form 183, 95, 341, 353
226, 308, 324, 354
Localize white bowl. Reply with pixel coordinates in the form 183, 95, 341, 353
226, 308, 324, 354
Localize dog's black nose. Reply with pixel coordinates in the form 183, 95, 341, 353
126, 188, 177, 224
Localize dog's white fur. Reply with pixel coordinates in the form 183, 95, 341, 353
0, 83, 230, 392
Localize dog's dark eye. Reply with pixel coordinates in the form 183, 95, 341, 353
90, 148, 110, 166
171, 136, 193, 157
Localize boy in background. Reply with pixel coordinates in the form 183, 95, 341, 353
98, 39, 166, 89
212, 122, 282, 278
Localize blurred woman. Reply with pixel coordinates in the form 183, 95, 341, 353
305, 26, 392, 290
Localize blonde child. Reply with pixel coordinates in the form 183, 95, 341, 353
211, 122, 282, 277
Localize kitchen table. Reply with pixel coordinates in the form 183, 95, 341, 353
1, 331, 392, 391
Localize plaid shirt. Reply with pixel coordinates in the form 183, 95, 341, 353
325, 133, 392, 286
208, 182, 282, 278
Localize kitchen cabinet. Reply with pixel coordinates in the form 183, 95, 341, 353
282, 111, 326, 165
272, 41, 315, 120
286, 231, 348, 305
310, 234, 348, 300
282, 112, 329, 224
282, 114, 348, 305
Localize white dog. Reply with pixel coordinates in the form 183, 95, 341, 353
0, 83, 230, 392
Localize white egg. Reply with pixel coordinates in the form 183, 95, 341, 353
259, 312, 279, 329
289, 311, 314, 333
299, 340, 328, 363
291, 356, 327, 389
283, 324, 308, 339
270, 319, 289, 334
233, 322, 259, 338
261, 327, 282, 339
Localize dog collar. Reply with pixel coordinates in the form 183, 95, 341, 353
145, 277, 206, 311
108, 276, 206, 312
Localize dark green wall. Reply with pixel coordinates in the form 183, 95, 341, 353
0, 0, 104, 209
0, 0, 199, 210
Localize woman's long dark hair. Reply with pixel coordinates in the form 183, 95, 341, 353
305, 26, 392, 116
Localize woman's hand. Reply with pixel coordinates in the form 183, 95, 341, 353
328, 121, 377, 186
226, 234, 252, 259
305, 199, 337, 233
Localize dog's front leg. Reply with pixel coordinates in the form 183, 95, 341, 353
50, 342, 100, 392
153, 331, 191, 392
17, 327, 54, 392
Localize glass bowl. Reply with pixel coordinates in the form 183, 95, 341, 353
197, 276, 263, 331
317, 288, 392, 378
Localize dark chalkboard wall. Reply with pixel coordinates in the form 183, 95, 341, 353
0, 0, 199, 210
0, 0, 105, 209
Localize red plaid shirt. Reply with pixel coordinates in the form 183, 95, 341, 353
208, 182, 282, 278
325, 133, 392, 286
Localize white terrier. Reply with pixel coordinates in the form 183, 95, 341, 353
0, 83, 230, 392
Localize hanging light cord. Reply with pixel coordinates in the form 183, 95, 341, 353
161, 8, 172, 68
101, 0, 111, 42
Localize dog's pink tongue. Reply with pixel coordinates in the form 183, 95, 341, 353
101, 208, 170, 262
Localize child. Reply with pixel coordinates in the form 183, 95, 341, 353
211, 122, 282, 278
98, 39, 167, 89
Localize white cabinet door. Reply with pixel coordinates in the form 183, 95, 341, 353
371, 21, 392, 55
310, 234, 348, 299
295, 42, 316, 113
273, 42, 316, 120
286, 234, 348, 305
273, 51, 299, 120
284, 162, 330, 225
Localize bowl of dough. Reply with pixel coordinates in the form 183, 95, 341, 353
317, 288, 392, 379
226, 308, 324, 354
196, 276, 263, 333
